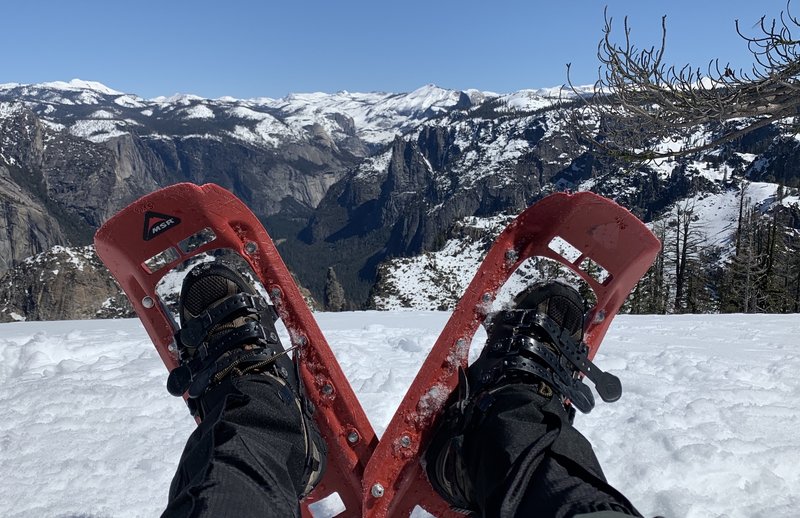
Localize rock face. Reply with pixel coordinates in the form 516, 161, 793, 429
0, 245, 133, 322
0, 165, 68, 272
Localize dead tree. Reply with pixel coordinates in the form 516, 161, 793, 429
563, 3, 800, 161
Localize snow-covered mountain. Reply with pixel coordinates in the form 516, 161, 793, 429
371, 181, 800, 311
1, 79, 798, 318
0, 79, 478, 147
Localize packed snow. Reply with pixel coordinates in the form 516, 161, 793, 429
0, 312, 797, 518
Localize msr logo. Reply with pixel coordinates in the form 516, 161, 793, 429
143, 211, 181, 241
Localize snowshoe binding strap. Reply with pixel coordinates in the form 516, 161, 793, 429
167, 294, 282, 398
491, 310, 622, 413
178, 292, 272, 348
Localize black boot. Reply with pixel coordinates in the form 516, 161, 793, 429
169, 261, 325, 496
426, 281, 593, 512
470, 280, 593, 413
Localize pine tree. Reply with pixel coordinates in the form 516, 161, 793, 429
324, 267, 346, 311
628, 220, 668, 314
684, 246, 720, 313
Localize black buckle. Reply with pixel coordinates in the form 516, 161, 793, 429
167, 292, 277, 398
167, 320, 277, 397
177, 292, 268, 348
491, 309, 622, 413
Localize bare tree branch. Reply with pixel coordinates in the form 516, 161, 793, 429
561, 2, 800, 161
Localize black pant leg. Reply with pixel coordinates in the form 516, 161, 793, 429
464, 384, 642, 518
163, 375, 310, 518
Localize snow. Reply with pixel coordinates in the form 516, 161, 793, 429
38, 79, 123, 96
227, 106, 273, 120
0, 102, 24, 119
0, 313, 797, 518
272, 84, 469, 145
69, 119, 128, 142
0, 80, 590, 150
498, 88, 564, 112
114, 95, 145, 109
783, 194, 800, 207
227, 124, 277, 147
23, 245, 94, 272
181, 104, 215, 119
226, 116, 301, 148
373, 214, 515, 310
150, 93, 204, 105
90, 109, 119, 119
176, 134, 223, 141
354, 150, 392, 179
39, 120, 65, 132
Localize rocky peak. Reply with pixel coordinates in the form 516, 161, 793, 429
0, 103, 45, 170
0, 245, 132, 322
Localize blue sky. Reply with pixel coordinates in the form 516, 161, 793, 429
0, 1, 790, 99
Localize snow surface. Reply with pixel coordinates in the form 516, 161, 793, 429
150, 93, 205, 106
38, 79, 124, 96
69, 119, 128, 142
0, 102, 24, 119
181, 104, 215, 120
114, 95, 146, 109
1, 79, 600, 151
0, 313, 798, 518
271, 84, 468, 145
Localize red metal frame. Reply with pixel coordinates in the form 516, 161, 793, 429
95, 184, 660, 517
362, 191, 661, 517
94, 183, 376, 517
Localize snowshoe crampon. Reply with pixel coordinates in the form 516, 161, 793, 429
95, 183, 659, 517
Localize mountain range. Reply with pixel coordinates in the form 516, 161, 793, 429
0, 79, 798, 320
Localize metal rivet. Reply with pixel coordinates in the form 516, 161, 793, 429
244, 242, 257, 254
400, 435, 411, 448
482, 292, 492, 302
142, 296, 154, 308
505, 249, 518, 262
270, 287, 282, 299
371, 484, 385, 498
321, 384, 333, 395
168, 342, 177, 353
347, 431, 359, 444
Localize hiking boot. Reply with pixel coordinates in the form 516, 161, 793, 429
425, 280, 592, 512
168, 261, 325, 495
167, 262, 289, 401
470, 280, 588, 407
